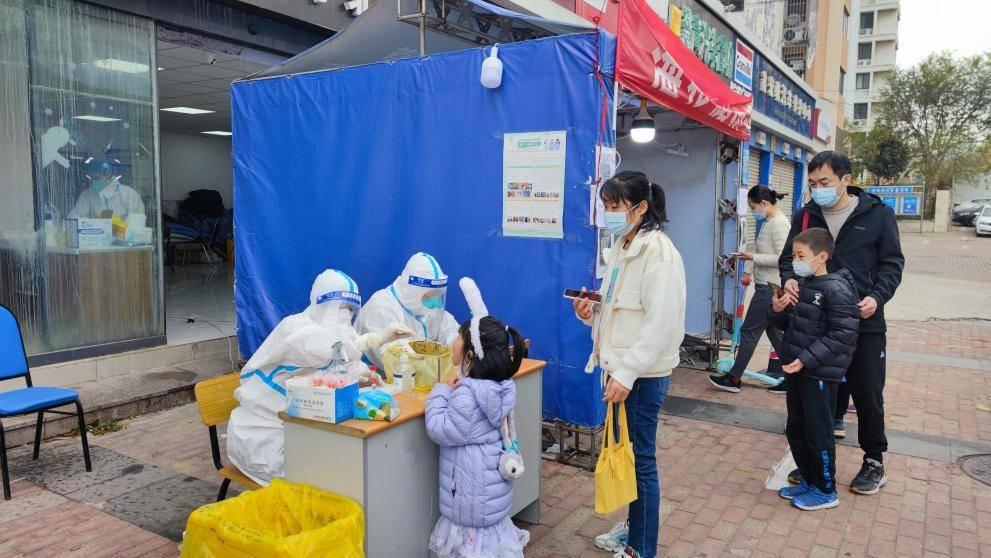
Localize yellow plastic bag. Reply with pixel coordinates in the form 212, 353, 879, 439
181, 479, 364, 558
594, 403, 638, 515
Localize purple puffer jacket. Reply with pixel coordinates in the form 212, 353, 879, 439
426, 378, 516, 528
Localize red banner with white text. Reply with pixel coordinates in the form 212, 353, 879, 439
616, 0, 752, 140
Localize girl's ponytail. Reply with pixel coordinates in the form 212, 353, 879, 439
506, 325, 525, 375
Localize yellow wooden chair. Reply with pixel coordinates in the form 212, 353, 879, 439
194, 373, 261, 501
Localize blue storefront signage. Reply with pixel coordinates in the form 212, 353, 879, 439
752, 55, 814, 138
866, 186, 914, 195
901, 196, 919, 215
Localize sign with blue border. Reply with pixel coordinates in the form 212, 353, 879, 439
901, 196, 919, 215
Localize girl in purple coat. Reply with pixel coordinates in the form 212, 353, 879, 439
426, 315, 529, 558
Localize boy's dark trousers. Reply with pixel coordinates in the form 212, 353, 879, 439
787, 374, 839, 493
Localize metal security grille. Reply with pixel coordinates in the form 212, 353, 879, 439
746, 150, 763, 249
772, 157, 797, 221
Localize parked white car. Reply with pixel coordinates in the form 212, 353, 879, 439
954, 197, 991, 226
976, 205, 991, 237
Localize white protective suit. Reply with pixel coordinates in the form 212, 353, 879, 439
69, 179, 145, 219
226, 269, 410, 485
356, 252, 461, 369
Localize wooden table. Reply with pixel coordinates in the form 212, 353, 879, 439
281, 359, 544, 558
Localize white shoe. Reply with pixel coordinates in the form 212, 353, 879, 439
595, 520, 629, 553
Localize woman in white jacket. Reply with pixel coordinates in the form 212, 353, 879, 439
574, 171, 686, 558
708, 185, 790, 394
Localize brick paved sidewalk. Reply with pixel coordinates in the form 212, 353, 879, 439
1, 320, 989, 557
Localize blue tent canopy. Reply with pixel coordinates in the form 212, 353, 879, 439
233, 26, 614, 427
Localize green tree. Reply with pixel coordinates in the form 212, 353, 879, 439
847, 125, 911, 185
876, 52, 991, 217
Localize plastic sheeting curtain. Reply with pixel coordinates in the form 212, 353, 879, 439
0, 0, 163, 358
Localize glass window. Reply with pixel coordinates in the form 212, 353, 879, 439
0, 0, 162, 359
854, 103, 869, 120
860, 12, 874, 31
843, 8, 850, 37
858, 42, 873, 61
981, 206, 991, 217
857, 73, 871, 90
839, 69, 846, 92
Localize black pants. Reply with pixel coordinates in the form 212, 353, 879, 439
729, 285, 784, 379
835, 332, 887, 461
787, 374, 838, 493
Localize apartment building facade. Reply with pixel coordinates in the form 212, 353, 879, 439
850, 0, 900, 128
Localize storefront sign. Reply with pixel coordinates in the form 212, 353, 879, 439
813, 101, 834, 143
881, 196, 898, 211
617, 0, 752, 140
733, 39, 754, 91
753, 55, 813, 137
902, 196, 919, 215
670, 2, 734, 81
867, 186, 915, 194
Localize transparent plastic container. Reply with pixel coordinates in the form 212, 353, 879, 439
382, 339, 454, 391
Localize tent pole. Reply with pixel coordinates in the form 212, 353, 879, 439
419, 0, 426, 56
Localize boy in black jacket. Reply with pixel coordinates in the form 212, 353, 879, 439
771, 228, 860, 511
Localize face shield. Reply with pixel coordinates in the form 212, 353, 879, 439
409, 275, 447, 311
314, 290, 362, 324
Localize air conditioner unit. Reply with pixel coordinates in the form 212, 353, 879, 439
785, 14, 802, 26
858, 59, 872, 66
789, 59, 806, 72
783, 26, 808, 44
853, 119, 866, 126
860, 28, 873, 35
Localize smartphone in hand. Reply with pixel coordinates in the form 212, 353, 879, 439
563, 289, 602, 303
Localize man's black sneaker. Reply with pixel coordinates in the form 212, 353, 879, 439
834, 419, 846, 439
708, 374, 741, 393
850, 458, 887, 495
787, 468, 803, 485
768, 380, 787, 394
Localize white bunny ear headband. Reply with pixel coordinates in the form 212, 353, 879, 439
459, 277, 489, 360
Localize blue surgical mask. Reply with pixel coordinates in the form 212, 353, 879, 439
604, 210, 634, 237
811, 187, 840, 208
792, 255, 822, 278
751, 210, 765, 221
90, 178, 108, 192
422, 296, 444, 310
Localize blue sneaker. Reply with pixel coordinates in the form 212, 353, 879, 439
778, 480, 810, 500
792, 485, 839, 511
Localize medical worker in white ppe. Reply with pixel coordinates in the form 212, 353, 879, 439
227, 269, 411, 485
356, 252, 460, 369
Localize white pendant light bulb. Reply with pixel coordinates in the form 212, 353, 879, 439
481, 45, 503, 89
630, 99, 655, 143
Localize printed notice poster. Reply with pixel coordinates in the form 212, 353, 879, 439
503, 131, 567, 239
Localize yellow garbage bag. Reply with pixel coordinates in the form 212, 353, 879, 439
181, 479, 364, 558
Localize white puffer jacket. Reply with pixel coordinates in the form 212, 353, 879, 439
580, 229, 686, 389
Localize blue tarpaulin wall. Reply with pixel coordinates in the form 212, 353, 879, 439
232, 32, 615, 427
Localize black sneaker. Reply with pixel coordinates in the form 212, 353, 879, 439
787, 468, 803, 485
768, 380, 787, 394
834, 419, 846, 439
850, 458, 887, 495
708, 374, 741, 393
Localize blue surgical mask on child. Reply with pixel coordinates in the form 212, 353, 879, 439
792, 255, 823, 278
811, 187, 840, 208
604, 206, 638, 237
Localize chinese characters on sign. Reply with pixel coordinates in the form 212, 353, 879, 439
502, 131, 567, 239
673, 5, 734, 80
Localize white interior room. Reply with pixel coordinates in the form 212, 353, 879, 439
156, 38, 274, 346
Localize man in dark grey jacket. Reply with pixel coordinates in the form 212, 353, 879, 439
779, 151, 905, 496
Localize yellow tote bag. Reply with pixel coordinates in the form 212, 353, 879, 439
595, 402, 638, 515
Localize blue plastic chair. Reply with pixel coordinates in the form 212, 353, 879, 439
0, 305, 91, 500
